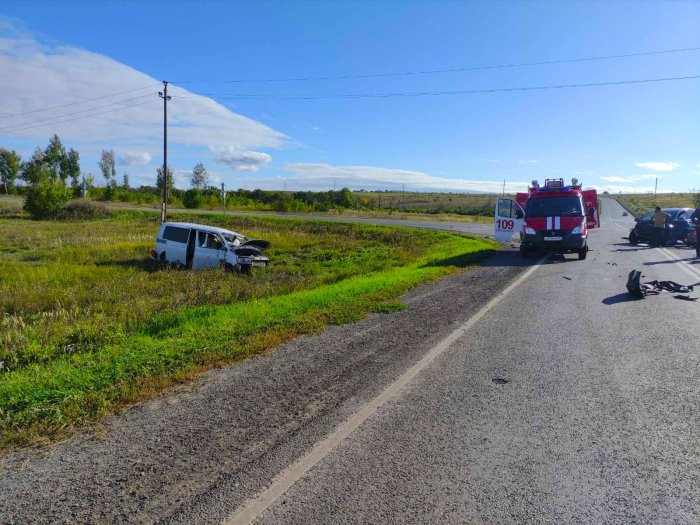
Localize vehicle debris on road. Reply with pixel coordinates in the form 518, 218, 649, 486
626, 269, 695, 300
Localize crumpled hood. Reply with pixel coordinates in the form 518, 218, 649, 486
233, 239, 270, 256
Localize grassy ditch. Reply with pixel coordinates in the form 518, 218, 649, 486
0, 210, 496, 448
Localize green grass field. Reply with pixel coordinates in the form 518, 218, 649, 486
0, 209, 496, 448
354, 191, 500, 214
614, 193, 699, 216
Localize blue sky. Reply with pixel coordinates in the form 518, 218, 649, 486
1, 0, 699, 193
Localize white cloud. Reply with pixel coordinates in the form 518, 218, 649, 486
211, 146, 272, 172
589, 183, 663, 194
0, 29, 286, 153
518, 159, 539, 164
118, 151, 152, 166
601, 174, 659, 183
280, 163, 529, 193
634, 162, 679, 171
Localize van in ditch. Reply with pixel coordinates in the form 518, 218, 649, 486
151, 222, 269, 272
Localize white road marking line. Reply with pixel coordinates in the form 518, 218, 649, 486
221, 255, 549, 525
658, 247, 700, 280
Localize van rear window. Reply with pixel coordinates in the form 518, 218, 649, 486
162, 226, 190, 243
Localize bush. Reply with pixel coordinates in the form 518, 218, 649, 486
182, 188, 203, 209
0, 206, 24, 218
58, 200, 112, 220
23, 181, 70, 219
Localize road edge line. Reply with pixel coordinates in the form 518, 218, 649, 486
222, 254, 548, 525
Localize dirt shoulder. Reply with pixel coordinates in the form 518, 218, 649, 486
0, 248, 527, 525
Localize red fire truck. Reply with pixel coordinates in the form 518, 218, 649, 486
494, 178, 600, 260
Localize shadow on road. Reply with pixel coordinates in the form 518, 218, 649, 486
644, 257, 698, 266
602, 292, 638, 305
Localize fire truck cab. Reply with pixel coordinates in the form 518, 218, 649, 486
495, 178, 599, 260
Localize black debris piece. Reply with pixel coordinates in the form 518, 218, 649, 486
673, 295, 698, 301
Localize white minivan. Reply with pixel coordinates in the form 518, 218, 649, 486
151, 222, 269, 272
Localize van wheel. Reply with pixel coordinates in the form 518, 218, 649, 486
159, 252, 171, 269
628, 230, 638, 245
578, 246, 588, 260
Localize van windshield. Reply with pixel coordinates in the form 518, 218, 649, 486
221, 232, 247, 246
526, 197, 583, 218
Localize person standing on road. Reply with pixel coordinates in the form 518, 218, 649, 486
690, 206, 700, 257
651, 207, 671, 247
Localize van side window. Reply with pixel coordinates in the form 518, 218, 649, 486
162, 226, 189, 243
207, 234, 224, 250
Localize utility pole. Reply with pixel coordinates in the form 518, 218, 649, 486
502, 179, 506, 196
158, 81, 171, 223
654, 177, 658, 200
221, 182, 226, 214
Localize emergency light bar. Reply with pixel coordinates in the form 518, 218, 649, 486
544, 178, 564, 188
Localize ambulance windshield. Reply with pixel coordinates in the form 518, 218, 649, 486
526, 197, 583, 218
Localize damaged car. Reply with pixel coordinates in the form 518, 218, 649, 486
151, 222, 270, 272
628, 208, 695, 246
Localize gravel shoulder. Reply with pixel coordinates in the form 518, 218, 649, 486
0, 247, 528, 524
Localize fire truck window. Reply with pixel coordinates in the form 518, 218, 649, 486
526, 197, 583, 217
497, 198, 514, 218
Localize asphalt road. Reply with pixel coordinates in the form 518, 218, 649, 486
114, 204, 495, 237
1, 199, 698, 524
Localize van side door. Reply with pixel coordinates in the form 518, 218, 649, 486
194, 231, 226, 269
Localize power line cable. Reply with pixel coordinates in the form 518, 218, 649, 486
171, 74, 700, 101
0, 99, 156, 134
169, 46, 700, 84
0, 94, 156, 132
0, 84, 162, 120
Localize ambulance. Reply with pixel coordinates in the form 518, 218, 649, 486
494, 178, 599, 259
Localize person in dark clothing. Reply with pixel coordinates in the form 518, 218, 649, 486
691, 207, 700, 257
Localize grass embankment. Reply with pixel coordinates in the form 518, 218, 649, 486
614, 193, 698, 217
0, 210, 496, 448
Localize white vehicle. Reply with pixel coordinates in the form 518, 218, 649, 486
151, 222, 269, 272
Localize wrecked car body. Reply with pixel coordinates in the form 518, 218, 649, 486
151, 222, 270, 272
628, 208, 694, 246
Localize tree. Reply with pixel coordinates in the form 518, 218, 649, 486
156, 167, 174, 199
60, 148, 81, 196
122, 172, 130, 190
20, 148, 51, 185
182, 188, 203, 209
190, 162, 209, 190
23, 180, 70, 219
0, 148, 21, 194
44, 134, 66, 182
691, 188, 700, 208
98, 149, 117, 187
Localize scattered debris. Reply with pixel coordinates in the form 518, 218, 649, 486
627, 269, 696, 299
673, 295, 698, 302
563, 276, 572, 280
492, 378, 509, 385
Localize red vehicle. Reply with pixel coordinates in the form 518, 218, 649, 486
495, 178, 600, 260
